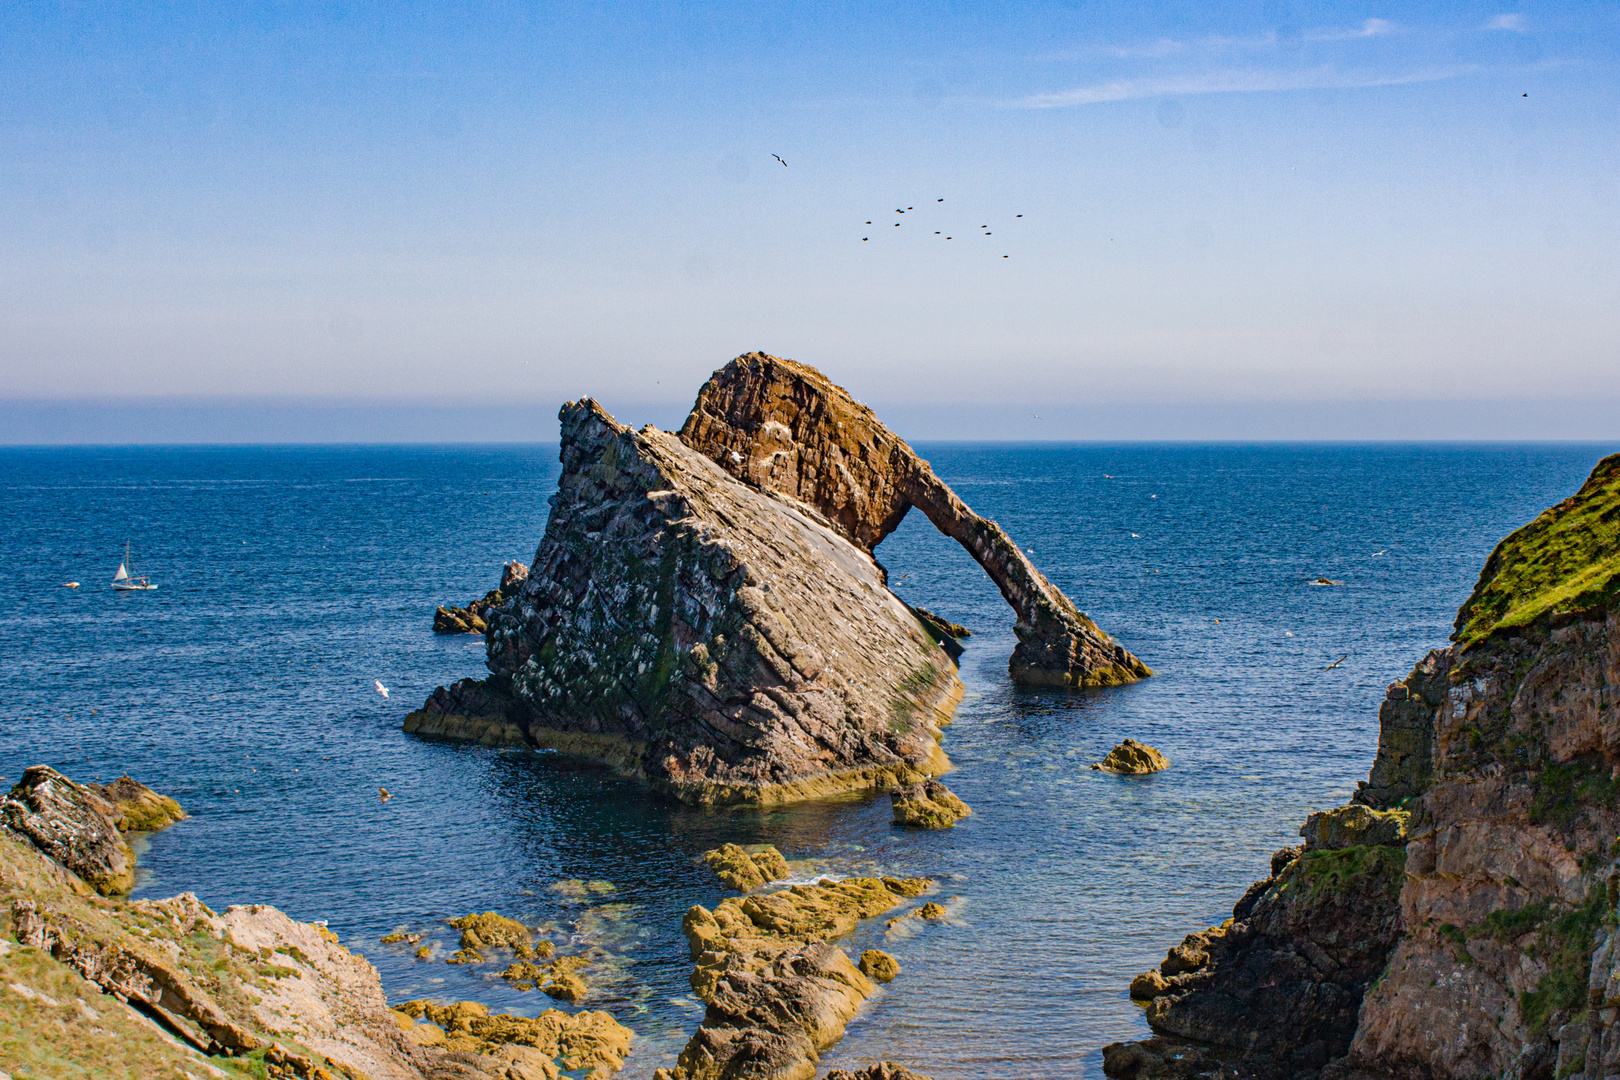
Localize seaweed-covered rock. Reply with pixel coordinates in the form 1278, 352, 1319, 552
425, 396, 962, 807
890, 779, 972, 829
434, 559, 529, 634
656, 876, 931, 1080
858, 949, 899, 982
1092, 739, 1169, 775
395, 998, 632, 1078
448, 910, 532, 951
679, 353, 1150, 689
1, 765, 135, 895
702, 843, 791, 891
86, 775, 186, 833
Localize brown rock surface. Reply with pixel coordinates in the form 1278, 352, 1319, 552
434, 560, 529, 634
824, 1065, 934, 1080
86, 775, 186, 833
655, 876, 931, 1080
421, 396, 961, 806
702, 843, 792, 891
678, 353, 1150, 689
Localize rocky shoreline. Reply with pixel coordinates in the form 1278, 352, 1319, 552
1108, 451, 1620, 1080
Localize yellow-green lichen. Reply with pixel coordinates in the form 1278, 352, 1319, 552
1455, 453, 1620, 647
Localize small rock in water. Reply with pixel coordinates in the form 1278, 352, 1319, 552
447, 911, 532, 952
701, 842, 791, 891
1129, 968, 1171, 1000
825, 1065, 936, 1080
890, 779, 971, 828
859, 948, 900, 982
1091, 739, 1169, 775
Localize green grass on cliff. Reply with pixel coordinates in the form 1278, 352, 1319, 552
1288, 845, 1407, 904
1519, 888, 1607, 1041
1454, 453, 1620, 648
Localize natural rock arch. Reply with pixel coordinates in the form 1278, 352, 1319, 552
678, 352, 1150, 688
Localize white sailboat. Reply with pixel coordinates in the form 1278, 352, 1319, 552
111, 541, 157, 591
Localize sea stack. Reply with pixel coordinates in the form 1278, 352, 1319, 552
409, 354, 1148, 805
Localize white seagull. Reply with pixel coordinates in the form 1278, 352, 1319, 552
374, 680, 389, 698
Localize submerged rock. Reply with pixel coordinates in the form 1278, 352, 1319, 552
680, 353, 1150, 689
890, 779, 972, 829
418, 394, 962, 806
2, 765, 137, 895
656, 875, 931, 1080
434, 559, 529, 634
702, 842, 791, 891
1091, 739, 1169, 775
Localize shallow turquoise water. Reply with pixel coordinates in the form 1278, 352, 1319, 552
0, 442, 1610, 1078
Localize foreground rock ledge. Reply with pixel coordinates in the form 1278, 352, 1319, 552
680, 353, 1150, 689
412, 396, 961, 806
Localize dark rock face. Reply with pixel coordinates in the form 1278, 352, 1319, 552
1109, 844, 1406, 1079
418, 397, 961, 805
1, 765, 135, 895
433, 560, 529, 634
678, 353, 1150, 689
825, 1065, 935, 1080
1351, 648, 1451, 809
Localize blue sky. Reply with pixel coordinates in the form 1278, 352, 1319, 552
2, 2, 1617, 439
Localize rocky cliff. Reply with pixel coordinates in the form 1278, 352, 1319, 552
1108, 451, 1620, 1080
679, 353, 1150, 688
411, 395, 961, 805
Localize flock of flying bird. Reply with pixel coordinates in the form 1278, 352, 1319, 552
857, 198, 1022, 258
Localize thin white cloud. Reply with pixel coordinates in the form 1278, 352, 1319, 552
1015, 64, 1471, 108
1307, 18, 1396, 41
1107, 38, 1187, 59
1484, 13, 1525, 31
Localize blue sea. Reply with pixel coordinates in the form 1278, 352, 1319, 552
0, 442, 1611, 1078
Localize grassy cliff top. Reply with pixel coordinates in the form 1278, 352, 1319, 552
1454, 452, 1620, 648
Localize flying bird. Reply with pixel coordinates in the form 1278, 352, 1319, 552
379, 787, 393, 800
773, 154, 787, 167
1372, 550, 1387, 556
374, 680, 389, 698
1324, 654, 1348, 671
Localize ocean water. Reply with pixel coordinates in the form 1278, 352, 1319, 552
0, 442, 1611, 1078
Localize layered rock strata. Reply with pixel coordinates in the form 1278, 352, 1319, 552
435, 561, 529, 635
1107, 452, 1620, 1080
2, 767, 634, 1080
0, 764, 180, 895
678, 353, 1150, 689
656, 876, 932, 1080
414, 397, 962, 805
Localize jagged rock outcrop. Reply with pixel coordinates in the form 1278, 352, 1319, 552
87, 774, 186, 833
2, 765, 139, 895
414, 396, 962, 806
655, 876, 932, 1080
890, 778, 972, 828
678, 353, 1150, 689
435, 560, 529, 634
1107, 452, 1620, 1080
825, 1066, 934, 1080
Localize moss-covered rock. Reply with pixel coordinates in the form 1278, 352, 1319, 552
448, 910, 531, 952
701, 843, 791, 891
859, 949, 900, 982
1, 765, 136, 895
1092, 739, 1169, 775
1299, 804, 1409, 850
891, 779, 971, 828
394, 998, 632, 1078
1454, 452, 1620, 647
86, 775, 185, 833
